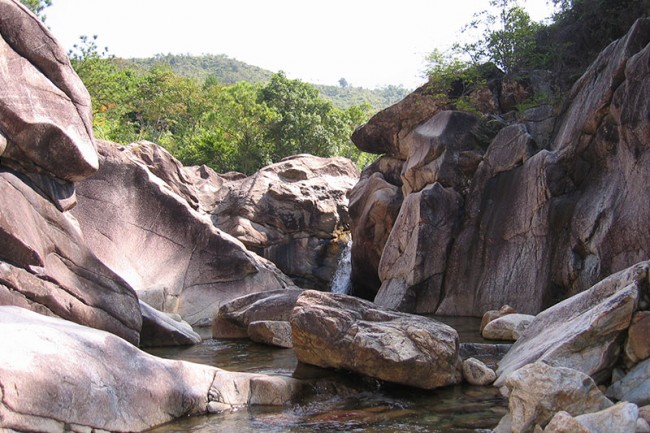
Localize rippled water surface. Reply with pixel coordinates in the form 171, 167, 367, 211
146, 317, 508, 433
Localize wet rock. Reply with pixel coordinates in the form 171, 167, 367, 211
481, 305, 517, 333
210, 154, 359, 290
482, 313, 535, 341
459, 343, 513, 370
208, 371, 307, 412
505, 362, 613, 433
73, 140, 295, 328
212, 289, 303, 338
462, 357, 497, 385
139, 300, 201, 347
606, 358, 650, 406
248, 320, 293, 349
496, 262, 645, 387
291, 290, 462, 389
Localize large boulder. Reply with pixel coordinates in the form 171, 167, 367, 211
544, 402, 639, 433
348, 160, 403, 299
374, 182, 462, 312
290, 290, 462, 389
348, 17, 650, 315
0, 2, 142, 344
212, 289, 303, 338
495, 261, 645, 387
504, 362, 613, 433
209, 154, 359, 290
0, 170, 141, 344
73, 140, 296, 327
0, 0, 97, 183
0, 306, 307, 432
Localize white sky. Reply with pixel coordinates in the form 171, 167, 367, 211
45, 0, 556, 89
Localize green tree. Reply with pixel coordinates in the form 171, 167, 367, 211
69, 35, 141, 143
180, 81, 277, 174
259, 72, 348, 159
457, 0, 543, 74
19, 0, 51, 21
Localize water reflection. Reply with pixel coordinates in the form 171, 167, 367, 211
145, 324, 507, 433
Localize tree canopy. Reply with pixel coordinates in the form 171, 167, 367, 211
69, 37, 373, 174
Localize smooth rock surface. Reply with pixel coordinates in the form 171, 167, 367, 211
0, 169, 141, 344
0, 0, 98, 182
139, 300, 201, 347
73, 140, 295, 327
545, 402, 639, 433
0, 306, 313, 432
212, 289, 303, 338
0, 306, 216, 432
481, 305, 517, 333
505, 362, 613, 433
482, 313, 535, 341
291, 290, 462, 389
495, 262, 645, 387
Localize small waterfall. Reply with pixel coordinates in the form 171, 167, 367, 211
330, 238, 352, 295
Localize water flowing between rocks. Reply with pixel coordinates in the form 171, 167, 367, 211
145, 317, 507, 432
330, 239, 353, 295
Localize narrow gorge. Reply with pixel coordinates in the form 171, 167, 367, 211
0, 0, 649, 431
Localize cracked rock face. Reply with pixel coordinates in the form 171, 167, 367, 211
349, 17, 650, 315
208, 154, 360, 291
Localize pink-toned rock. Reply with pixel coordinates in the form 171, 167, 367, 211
481, 305, 517, 333
291, 290, 462, 389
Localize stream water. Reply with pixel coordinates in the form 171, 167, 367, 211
145, 317, 507, 433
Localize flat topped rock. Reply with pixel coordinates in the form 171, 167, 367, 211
290, 290, 462, 389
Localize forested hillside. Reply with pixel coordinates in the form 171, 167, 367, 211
123, 53, 411, 110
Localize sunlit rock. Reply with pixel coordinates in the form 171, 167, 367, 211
291, 290, 462, 389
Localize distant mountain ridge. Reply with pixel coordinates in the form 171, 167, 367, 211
122, 53, 411, 110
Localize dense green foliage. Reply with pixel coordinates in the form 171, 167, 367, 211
122, 53, 410, 110
70, 37, 374, 174
424, 0, 648, 107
